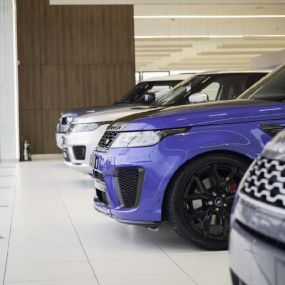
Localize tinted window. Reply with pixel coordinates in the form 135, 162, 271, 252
239, 66, 285, 102
119, 80, 180, 104
200, 82, 221, 101
176, 74, 262, 105
152, 75, 206, 106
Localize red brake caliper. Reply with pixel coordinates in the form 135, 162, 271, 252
227, 180, 238, 194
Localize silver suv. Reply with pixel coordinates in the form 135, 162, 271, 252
230, 130, 285, 285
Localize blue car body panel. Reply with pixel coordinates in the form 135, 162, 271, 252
93, 99, 285, 223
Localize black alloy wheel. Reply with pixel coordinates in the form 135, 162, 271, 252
167, 153, 249, 250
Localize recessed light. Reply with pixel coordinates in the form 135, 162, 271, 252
135, 15, 285, 19
135, 35, 285, 39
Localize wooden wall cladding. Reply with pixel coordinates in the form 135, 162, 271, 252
17, 0, 135, 154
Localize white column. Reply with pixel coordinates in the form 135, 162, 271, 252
0, 0, 19, 162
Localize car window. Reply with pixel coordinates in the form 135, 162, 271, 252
152, 75, 206, 106
118, 81, 180, 104
200, 82, 221, 101
239, 66, 285, 102
183, 74, 253, 105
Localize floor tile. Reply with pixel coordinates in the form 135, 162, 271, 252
171, 252, 231, 285
5, 262, 97, 283
91, 256, 183, 282
6, 280, 98, 285
101, 273, 197, 285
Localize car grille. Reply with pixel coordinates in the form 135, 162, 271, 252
73, 146, 86, 160
241, 156, 285, 208
115, 167, 144, 208
97, 131, 118, 152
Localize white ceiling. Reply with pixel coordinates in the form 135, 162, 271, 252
134, 4, 285, 71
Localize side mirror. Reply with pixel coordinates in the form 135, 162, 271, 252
143, 92, 156, 104
189, 93, 209, 104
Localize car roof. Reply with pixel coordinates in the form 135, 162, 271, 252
198, 70, 271, 75
141, 70, 270, 83
142, 74, 193, 82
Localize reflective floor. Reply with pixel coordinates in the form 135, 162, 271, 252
0, 156, 231, 285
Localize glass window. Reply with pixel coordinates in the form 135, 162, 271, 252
186, 74, 251, 104
152, 75, 205, 106
239, 66, 285, 103
200, 82, 221, 101
118, 80, 181, 104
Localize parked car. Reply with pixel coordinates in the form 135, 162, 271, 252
64, 71, 267, 174
229, 70, 285, 283
91, 66, 285, 250
56, 74, 190, 149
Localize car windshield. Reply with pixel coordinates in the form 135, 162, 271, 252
239, 65, 285, 102
151, 75, 207, 106
118, 80, 181, 104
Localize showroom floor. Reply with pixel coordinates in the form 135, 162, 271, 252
0, 156, 231, 285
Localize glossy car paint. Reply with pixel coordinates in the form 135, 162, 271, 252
93, 100, 285, 223
230, 130, 285, 285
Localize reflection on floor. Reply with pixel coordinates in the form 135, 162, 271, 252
0, 156, 231, 285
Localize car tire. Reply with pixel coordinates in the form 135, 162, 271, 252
166, 153, 249, 250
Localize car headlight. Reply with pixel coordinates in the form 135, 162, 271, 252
111, 128, 188, 148
69, 123, 99, 133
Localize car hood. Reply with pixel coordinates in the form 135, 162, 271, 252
72, 105, 161, 124
61, 104, 142, 118
109, 99, 285, 131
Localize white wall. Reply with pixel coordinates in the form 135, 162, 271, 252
0, 0, 19, 161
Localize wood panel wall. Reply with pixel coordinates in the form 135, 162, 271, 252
17, 0, 135, 154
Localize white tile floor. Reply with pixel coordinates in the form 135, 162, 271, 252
0, 156, 231, 285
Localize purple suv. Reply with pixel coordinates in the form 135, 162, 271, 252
91, 66, 285, 250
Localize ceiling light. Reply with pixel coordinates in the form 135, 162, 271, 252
135, 35, 285, 39
134, 15, 285, 19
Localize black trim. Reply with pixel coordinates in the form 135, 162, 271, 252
93, 205, 161, 227
230, 269, 247, 285
114, 167, 144, 208
260, 123, 285, 138
115, 218, 160, 227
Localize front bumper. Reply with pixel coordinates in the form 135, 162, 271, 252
230, 219, 285, 285
92, 138, 188, 224
64, 125, 108, 174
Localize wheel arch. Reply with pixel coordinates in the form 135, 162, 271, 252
161, 149, 253, 221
